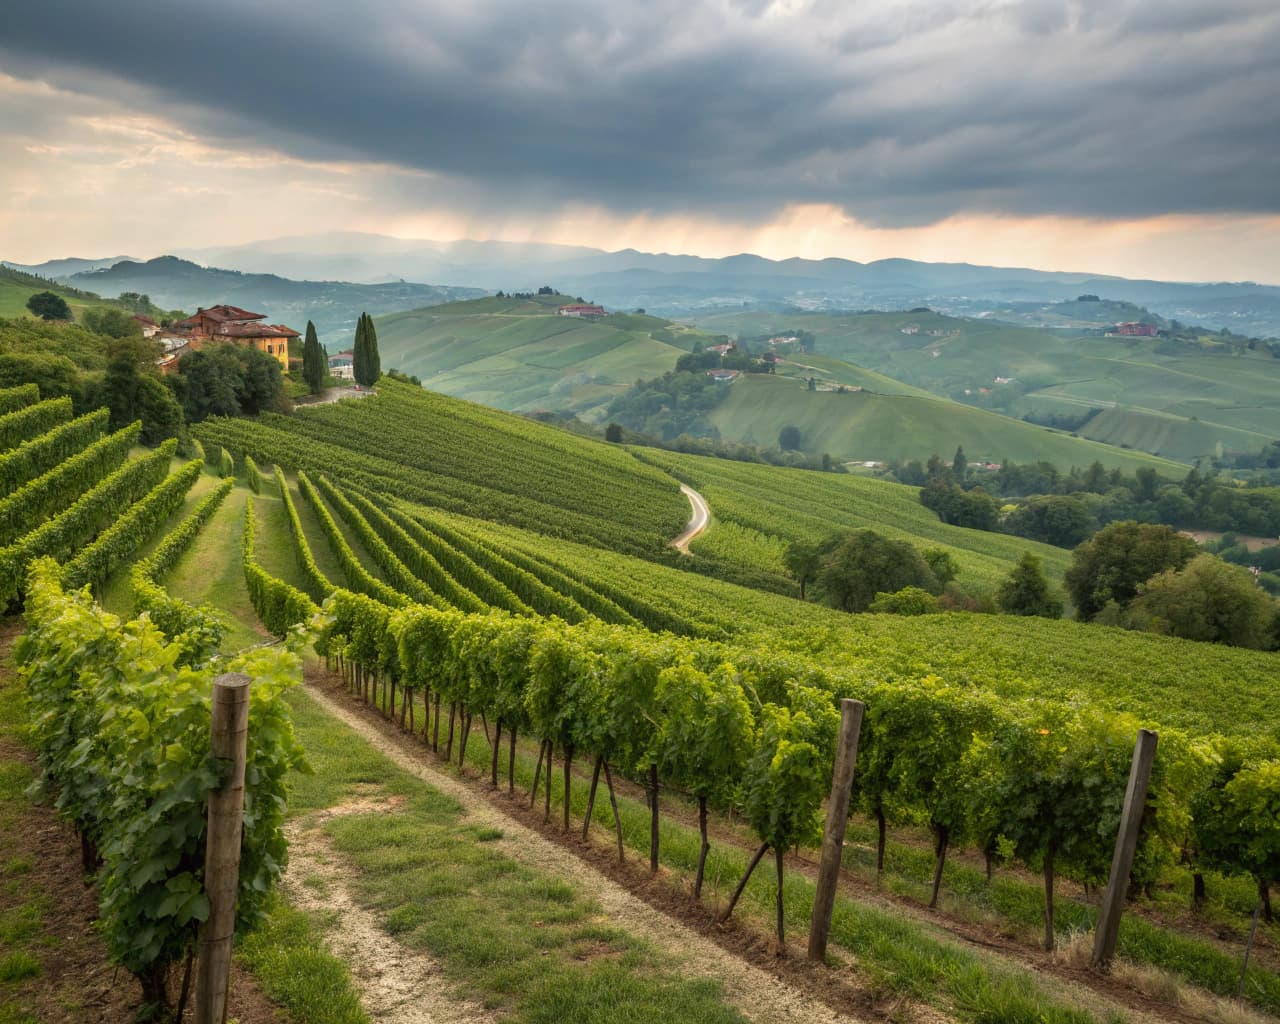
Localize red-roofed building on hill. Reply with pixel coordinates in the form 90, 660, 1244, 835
172, 305, 299, 368
557, 303, 606, 319
1110, 321, 1159, 337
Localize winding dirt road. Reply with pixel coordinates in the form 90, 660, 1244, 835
670, 484, 710, 554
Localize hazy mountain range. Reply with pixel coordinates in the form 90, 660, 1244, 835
2, 254, 484, 339
10, 232, 1280, 337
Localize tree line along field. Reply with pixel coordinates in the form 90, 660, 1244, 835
6, 376, 1280, 1023
693, 308, 1280, 463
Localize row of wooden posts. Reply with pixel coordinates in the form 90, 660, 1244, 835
806, 698, 1158, 968
194, 684, 1156, 1022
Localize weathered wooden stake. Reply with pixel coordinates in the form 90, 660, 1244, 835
1239, 893, 1263, 998
807, 698, 865, 962
1091, 728, 1158, 970
195, 673, 251, 1024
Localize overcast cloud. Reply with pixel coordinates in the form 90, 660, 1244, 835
2, 0, 1277, 227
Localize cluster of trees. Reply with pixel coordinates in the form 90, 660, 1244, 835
784, 529, 1063, 620
781, 518, 1279, 649
1067, 522, 1279, 649
901, 449, 1280, 548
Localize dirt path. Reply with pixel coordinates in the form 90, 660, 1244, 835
301, 684, 857, 1024
283, 808, 494, 1024
670, 484, 711, 554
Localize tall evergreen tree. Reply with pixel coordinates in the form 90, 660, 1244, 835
352, 314, 367, 385
302, 320, 325, 394
365, 312, 381, 384
354, 311, 381, 386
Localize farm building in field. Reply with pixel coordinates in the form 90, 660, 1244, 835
172, 305, 299, 368
328, 349, 355, 380
557, 303, 606, 319
1109, 321, 1159, 337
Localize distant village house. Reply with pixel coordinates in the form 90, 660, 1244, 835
1108, 321, 1159, 337
557, 303, 606, 319
328, 349, 355, 381
167, 305, 299, 370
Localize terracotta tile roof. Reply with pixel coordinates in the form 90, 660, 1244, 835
175, 304, 266, 327
214, 322, 299, 339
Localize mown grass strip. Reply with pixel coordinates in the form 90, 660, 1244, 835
285, 688, 748, 1024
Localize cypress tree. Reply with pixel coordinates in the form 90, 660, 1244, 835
354, 312, 380, 386
366, 313, 381, 383
352, 314, 366, 385
302, 320, 325, 394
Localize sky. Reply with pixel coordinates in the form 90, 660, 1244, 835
2, 0, 1278, 282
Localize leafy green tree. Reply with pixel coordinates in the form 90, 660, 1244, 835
922, 547, 958, 587
1125, 554, 1278, 649
952, 445, 967, 481
604, 422, 624, 443
81, 307, 143, 339
1065, 521, 1198, 620
1004, 495, 1094, 548
101, 336, 182, 443
26, 291, 71, 321
174, 343, 288, 423
812, 530, 939, 613
301, 320, 325, 394
783, 538, 827, 600
997, 553, 1064, 618
778, 424, 802, 451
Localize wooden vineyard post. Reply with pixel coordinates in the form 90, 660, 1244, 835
1091, 728, 1158, 971
807, 698, 865, 962
195, 673, 251, 1024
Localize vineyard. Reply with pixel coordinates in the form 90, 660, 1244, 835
4, 378, 1279, 1024
632, 446, 1074, 589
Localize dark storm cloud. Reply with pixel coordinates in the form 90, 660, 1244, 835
3, 0, 1278, 226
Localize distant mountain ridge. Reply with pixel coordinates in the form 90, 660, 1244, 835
3, 254, 485, 340
13, 236, 1280, 336
164, 233, 1280, 337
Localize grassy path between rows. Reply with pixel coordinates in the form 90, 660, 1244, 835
270, 685, 809, 1024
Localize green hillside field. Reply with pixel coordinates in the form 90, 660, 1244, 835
704, 373, 1182, 471
693, 309, 1280, 462
629, 446, 1074, 590
374, 294, 704, 417
0, 265, 128, 320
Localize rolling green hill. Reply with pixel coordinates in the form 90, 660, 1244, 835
704, 373, 1181, 472
374, 294, 704, 417
694, 309, 1280, 462
0, 265, 128, 320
